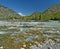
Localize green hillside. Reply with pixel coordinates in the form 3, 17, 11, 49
0, 5, 21, 21
21, 4, 60, 21
44, 4, 60, 14
0, 4, 60, 21
43, 4, 60, 20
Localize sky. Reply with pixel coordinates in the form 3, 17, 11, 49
0, 0, 60, 16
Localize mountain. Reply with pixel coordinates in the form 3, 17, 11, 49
0, 5, 21, 20
30, 12, 41, 17
0, 4, 60, 21
22, 12, 41, 21
28, 4, 60, 21
30, 12, 41, 20
43, 4, 60, 20
44, 4, 60, 15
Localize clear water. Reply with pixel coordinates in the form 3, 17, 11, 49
20, 21, 60, 29
0, 21, 60, 34
43, 22, 60, 29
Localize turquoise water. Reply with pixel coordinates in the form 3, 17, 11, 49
0, 21, 60, 34
19, 21, 60, 29
43, 22, 60, 29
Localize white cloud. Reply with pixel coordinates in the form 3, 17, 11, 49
18, 13, 25, 16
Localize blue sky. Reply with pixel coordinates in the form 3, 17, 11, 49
0, 0, 60, 15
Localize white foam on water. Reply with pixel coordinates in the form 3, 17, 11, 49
0, 31, 6, 34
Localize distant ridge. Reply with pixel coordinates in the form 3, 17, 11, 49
0, 4, 21, 20
44, 4, 60, 14
0, 4, 60, 21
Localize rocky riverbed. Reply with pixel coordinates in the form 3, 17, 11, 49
0, 21, 60, 49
